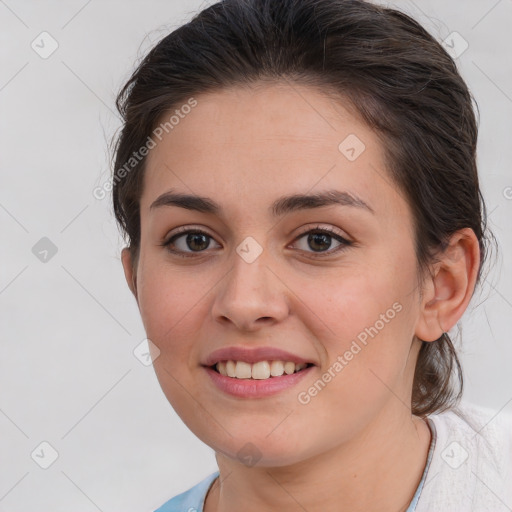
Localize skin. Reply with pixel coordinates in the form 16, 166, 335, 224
121, 82, 480, 512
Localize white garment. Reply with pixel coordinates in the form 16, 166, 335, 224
415, 402, 512, 511
154, 401, 512, 512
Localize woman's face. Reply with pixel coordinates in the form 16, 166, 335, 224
123, 82, 428, 466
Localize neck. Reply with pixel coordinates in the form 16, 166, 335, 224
204, 406, 431, 512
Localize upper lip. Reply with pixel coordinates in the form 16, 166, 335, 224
202, 346, 317, 367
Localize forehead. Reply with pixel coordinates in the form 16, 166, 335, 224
147, 81, 371, 159
140, 82, 401, 220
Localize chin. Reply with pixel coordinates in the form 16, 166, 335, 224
194, 427, 312, 468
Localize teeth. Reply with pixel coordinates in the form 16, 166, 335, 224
270, 360, 284, 377
252, 361, 270, 379
284, 361, 295, 375
215, 360, 310, 379
235, 361, 252, 379
226, 360, 236, 378
217, 361, 228, 376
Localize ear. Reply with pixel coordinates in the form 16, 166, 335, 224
121, 247, 138, 300
415, 228, 480, 342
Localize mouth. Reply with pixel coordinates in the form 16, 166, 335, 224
208, 360, 316, 380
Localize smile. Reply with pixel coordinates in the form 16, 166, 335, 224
212, 360, 314, 380
204, 363, 315, 398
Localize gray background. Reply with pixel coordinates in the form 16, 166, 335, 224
1, 0, 511, 510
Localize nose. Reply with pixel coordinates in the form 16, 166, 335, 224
211, 248, 290, 332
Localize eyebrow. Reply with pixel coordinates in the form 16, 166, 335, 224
149, 189, 375, 216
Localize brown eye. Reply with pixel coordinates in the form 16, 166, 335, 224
291, 226, 353, 257
161, 229, 220, 257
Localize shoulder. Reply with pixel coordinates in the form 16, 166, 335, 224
431, 401, 512, 471
153, 471, 219, 512
416, 401, 512, 512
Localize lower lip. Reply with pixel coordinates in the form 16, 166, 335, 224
203, 365, 315, 398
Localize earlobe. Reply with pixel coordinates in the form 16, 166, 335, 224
121, 247, 138, 299
415, 228, 480, 343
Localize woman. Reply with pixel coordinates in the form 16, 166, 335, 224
111, 0, 512, 510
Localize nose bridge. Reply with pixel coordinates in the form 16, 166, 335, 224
211, 238, 289, 330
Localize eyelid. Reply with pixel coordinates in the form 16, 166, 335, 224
160, 225, 220, 251
288, 224, 353, 257
293, 223, 351, 243
164, 225, 214, 240
163, 223, 351, 243
161, 223, 353, 258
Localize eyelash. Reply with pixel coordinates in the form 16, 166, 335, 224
159, 225, 353, 259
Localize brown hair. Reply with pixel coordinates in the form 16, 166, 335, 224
111, 0, 494, 416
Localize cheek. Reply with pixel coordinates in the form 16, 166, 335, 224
315, 269, 402, 335
136, 260, 208, 359
136, 263, 212, 416
312, 261, 417, 380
